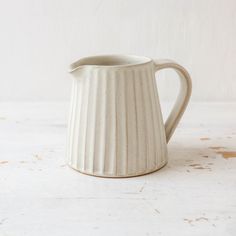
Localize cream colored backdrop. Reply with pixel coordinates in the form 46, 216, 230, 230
0, 0, 236, 101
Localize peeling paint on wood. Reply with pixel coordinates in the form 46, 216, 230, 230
217, 151, 236, 159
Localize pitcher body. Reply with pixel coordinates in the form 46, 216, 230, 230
67, 55, 191, 177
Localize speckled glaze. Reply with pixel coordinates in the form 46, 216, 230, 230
67, 55, 192, 177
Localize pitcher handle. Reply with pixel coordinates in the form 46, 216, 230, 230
153, 60, 192, 143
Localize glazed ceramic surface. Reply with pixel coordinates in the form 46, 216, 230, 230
67, 55, 192, 177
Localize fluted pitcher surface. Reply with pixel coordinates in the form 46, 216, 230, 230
67, 55, 192, 177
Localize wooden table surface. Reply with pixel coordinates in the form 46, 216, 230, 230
0, 102, 235, 236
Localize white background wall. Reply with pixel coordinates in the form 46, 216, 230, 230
0, 0, 236, 102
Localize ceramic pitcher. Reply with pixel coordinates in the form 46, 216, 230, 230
67, 55, 192, 177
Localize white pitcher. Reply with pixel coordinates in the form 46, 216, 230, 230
67, 55, 192, 177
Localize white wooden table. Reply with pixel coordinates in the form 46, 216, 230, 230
0, 102, 235, 236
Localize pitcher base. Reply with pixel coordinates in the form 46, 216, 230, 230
68, 161, 168, 178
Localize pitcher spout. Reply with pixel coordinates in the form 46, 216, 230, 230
69, 58, 88, 73
69, 55, 105, 73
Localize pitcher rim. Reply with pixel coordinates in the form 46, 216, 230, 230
69, 54, 152, 73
